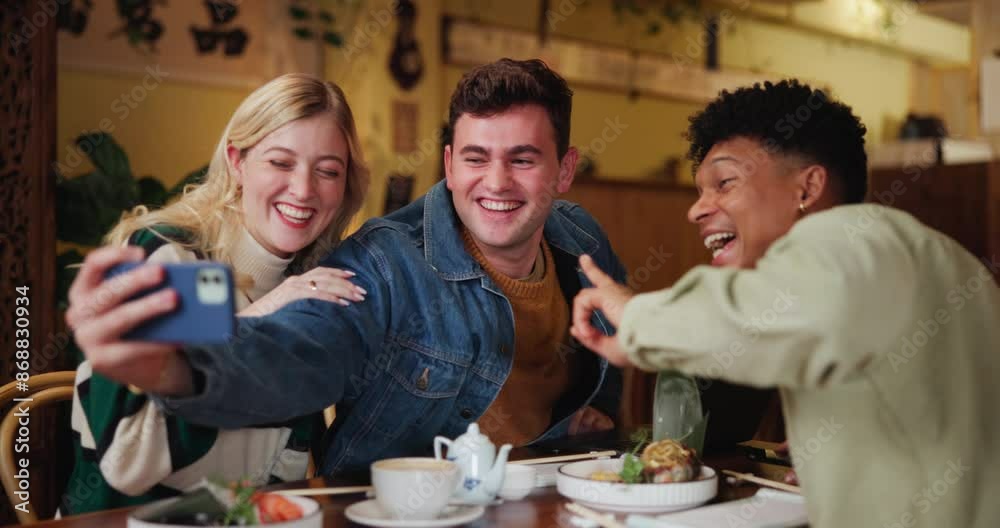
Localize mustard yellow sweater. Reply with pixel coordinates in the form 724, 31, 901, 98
463, 230, 574, 446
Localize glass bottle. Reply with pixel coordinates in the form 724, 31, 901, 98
652, 369, 708, 454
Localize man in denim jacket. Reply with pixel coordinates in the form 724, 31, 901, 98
74, 59, 626, 476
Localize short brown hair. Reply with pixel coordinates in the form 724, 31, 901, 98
447, 58, 573, 159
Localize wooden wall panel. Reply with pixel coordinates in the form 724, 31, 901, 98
870, 162, 999, 277
0, 0, 61, 522
564, 181, 708, 294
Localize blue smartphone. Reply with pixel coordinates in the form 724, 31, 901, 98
105, 262, 236, 344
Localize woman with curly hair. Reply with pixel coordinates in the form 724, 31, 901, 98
572, 80, 999, 528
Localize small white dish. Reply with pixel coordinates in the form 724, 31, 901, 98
498, 464, 537, 501
556, 458, 717, 513
344, 499, 485, 527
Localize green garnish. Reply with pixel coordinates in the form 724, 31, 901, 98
211, 478, 258, 526
620, 454, 644, 484
620, 429, 651, 484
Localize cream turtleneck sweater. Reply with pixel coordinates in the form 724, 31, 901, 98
228, 227, 294, 308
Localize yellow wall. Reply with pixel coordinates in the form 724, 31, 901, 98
719, 16, 913, 145
57, 69, 250, 187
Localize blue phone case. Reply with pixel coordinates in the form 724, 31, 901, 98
106, 262, 236, 345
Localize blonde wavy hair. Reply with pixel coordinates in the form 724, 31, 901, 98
106, 73, 369, 275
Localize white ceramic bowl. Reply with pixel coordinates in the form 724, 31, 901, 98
556, 458, 717, 513
127, 495, 321, 528
499, 464, 537, 501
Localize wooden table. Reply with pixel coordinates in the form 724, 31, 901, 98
27, 447, 767, 528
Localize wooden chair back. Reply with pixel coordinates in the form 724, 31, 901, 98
0, 372, 76, 524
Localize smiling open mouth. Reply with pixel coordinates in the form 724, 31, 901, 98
275, 203, 315, 225
704, 232, 737, 259
478, 198, 524, 212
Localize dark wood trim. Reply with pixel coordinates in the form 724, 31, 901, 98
0, 0, 61, 522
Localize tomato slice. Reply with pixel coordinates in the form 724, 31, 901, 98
251, 492, 303, 523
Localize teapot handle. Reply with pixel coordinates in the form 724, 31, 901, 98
433, 436, 452, 460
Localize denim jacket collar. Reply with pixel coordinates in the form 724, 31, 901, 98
422, 181, 599, 281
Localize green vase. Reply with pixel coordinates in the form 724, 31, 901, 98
652, 370, 708, 454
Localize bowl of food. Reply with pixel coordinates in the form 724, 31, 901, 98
556, 439, 716, 513
127, 480, 321, 528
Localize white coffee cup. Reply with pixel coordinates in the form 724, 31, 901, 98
370, 457, 460, 520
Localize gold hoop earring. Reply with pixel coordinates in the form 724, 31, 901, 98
799, 202, 807, 214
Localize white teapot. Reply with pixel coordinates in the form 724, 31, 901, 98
433, 423, 512, 504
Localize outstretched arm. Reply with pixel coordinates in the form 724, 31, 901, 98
574, 210, 919, 389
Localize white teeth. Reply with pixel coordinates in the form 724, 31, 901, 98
275, 203, 315, 221
703, 232, 736, 251
479, 199, 522, 212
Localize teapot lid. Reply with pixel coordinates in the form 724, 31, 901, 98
455, 422, 490, 448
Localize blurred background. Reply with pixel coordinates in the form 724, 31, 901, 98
48, 0, 998, 218
2, 0, 999, 522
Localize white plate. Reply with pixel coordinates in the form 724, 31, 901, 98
556, 458, 717, 513
344, 499, 485, 527
127, 495, 321, 528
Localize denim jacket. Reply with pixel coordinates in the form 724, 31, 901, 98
160, 181, 626, 476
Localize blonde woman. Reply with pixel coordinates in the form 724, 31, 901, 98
62, 73, 369, 514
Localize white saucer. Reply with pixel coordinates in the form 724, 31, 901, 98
344, 499, 485, 527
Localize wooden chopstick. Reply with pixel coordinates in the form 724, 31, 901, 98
565, 502, 626, 528
722, 470, 801, 494
275, 485, 372, 496
510, 450, 618, 466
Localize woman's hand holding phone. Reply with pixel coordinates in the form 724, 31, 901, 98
66, 246, 194, 396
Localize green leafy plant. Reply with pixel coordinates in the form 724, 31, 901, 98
55, 132, 206, 309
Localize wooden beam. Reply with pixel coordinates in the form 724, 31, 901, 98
443, 17, 817, 105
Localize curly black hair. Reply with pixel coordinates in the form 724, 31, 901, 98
686, 80, 868, 204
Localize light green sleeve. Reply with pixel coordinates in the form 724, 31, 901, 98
617, 205, 920, 389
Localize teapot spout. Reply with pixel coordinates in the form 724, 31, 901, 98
484, 443, 513, 495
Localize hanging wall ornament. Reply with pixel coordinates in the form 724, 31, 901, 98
388, 0, 423, 91
57, 0, 93, 36
190, 0, 249, 57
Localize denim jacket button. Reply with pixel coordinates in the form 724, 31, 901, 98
460, 408, 474, 419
